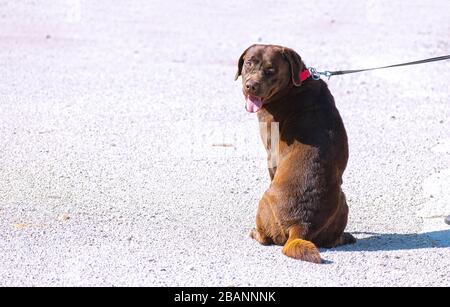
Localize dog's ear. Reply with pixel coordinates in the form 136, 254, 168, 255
235, 44, 257, 81
282, 47, 306, 87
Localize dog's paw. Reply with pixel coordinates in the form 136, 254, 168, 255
250, 228, 273, 245
249, 228, 257, 239
341, 232, 356, 245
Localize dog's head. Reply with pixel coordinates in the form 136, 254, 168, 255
235, 44, 306, 113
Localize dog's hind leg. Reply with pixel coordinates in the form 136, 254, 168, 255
318, 192, 356, 248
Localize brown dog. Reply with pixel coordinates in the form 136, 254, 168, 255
235, 44, 356, 263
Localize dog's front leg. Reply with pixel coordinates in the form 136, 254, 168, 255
268, 166, 277, 181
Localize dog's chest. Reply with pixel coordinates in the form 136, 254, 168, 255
257, 111, 277, 151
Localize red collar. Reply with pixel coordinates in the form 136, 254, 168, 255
299, 69, 311, 82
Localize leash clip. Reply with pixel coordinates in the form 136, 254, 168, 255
308, 67, 332, 80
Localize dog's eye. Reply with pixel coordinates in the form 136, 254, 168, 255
245, 60, 252, 67
264, 69, 275, 76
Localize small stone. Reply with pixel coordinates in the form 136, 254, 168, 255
12, 223, 27, 229
57, 213, 70, 221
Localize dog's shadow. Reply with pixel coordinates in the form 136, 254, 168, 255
322, 229, 450, 253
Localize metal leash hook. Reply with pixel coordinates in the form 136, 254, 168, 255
308, 67, 332, 80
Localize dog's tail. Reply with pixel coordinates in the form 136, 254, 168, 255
282, 226, 321, 263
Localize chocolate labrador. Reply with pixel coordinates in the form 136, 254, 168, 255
235, 44, 355, 263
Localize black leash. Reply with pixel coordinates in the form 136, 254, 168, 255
308, 55, 450, 80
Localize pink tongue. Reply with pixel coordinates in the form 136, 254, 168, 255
245, 96, 263, 113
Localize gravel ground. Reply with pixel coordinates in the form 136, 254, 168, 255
0, 0, 449, 287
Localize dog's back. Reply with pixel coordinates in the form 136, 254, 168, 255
259, 79, 350, 245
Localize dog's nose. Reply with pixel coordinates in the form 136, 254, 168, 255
245, 80, 260, 93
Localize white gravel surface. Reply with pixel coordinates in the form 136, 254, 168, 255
0, 0, 449, 287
